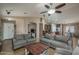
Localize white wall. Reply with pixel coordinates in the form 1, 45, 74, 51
2, 16, 46, 42
15, 18, 25, 34
42, 19, 46, 30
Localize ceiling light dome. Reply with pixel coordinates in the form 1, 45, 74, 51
48, 9, 55, 14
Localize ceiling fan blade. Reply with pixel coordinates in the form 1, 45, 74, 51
40, 11, 48, 14
55, 11, 62, 13
55, 3, 66, 9
45, 5, 50, 9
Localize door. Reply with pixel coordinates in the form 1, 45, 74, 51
3, 23, 14, 40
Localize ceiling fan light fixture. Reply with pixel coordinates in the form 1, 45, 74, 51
48, 9, 55, 14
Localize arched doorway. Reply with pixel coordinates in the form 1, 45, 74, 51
28, 22, 36, 38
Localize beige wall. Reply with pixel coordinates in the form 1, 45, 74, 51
1, 16, 46, 42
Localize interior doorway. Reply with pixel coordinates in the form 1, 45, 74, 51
28, 23, 37, 38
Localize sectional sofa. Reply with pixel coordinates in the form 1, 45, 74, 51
40, 33, 74, 55
12, 34, 36, 49
40, 34, 71, 50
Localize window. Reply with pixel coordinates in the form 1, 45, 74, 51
70, 26, 75, 33
51, 24, 56, 32
51, 24, 61, 32
65, 25, 75, 33
65, 26, 70, 32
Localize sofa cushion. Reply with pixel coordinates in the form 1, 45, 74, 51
27, 38, 35, 42
15, 34, 24, 40
41, 38, 51, 43
24, 34, 31, 40
56, 48, 72, 55
44, 33, 54, 40
14, 39, 26, 46
55, 35, 67, 43
50, 40, 67, 48
44, 34, 50, 39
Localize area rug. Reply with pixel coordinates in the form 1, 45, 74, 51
25, 42, 49, 55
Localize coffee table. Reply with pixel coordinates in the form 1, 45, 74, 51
25, 42, 49, 55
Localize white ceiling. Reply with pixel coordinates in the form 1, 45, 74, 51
0, 3, 79, 23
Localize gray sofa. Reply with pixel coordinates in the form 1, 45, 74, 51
40, 34, 71, 50
55, 47, 72, 55
40, 34, 73, 55
12, 34, 36, 49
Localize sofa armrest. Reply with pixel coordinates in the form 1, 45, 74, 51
0, 42, 2, 52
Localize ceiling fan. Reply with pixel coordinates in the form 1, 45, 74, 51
40, 3, 66, 16
6, 10, 13, 15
